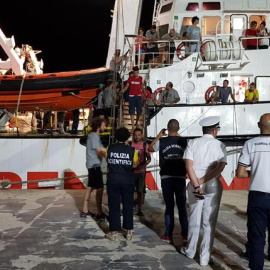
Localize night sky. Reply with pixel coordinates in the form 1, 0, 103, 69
0, 0, 155, 73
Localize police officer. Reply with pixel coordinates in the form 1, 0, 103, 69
149, 119, 188, 244
237, 113, 270, 270
181, 116, 227, 266
105, 127, 139, 241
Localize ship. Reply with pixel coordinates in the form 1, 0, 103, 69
1, 0, 269, 190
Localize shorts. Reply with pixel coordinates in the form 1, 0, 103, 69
134, 172, 146, 193
147, 45, 159, 59
129, 95, 142, 115
136, 48, 146, 54
88, 167, 103, 189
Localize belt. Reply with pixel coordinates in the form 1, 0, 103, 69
249, 190, 270, 197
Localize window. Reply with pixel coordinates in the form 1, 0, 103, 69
159, 24, 169, 37
186, 3, 199, 11
160, 3, 173, 13
202, 16, 221, 35
203, 2, 221, 10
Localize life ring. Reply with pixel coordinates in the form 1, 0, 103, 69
176, 43, 186, 60
205, 86, 219, 103
154, 87, 165, 104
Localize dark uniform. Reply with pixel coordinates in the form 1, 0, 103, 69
159, 136, 188, 239
106, 143, 138, 231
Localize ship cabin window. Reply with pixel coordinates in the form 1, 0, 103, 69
159, 24, 169, 37
160, 3, 173, 13
249, 15, 267, 27
203, 2, 221, 10
180, 17, 192, 36
224, 15, 232, 34
202, 16, 221, 35
186, 3, 199, 11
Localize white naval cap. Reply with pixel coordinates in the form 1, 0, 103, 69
199, 116, 220, 128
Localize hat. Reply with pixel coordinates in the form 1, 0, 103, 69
199, 116, 220, 128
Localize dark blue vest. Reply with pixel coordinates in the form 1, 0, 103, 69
159, 136, 187, 177
107, 143, 135, 176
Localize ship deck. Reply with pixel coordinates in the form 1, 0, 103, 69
1, 190, 269, 270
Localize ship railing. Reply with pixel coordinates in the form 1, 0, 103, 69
130, 39, 200, 70
239, 36, 269, 50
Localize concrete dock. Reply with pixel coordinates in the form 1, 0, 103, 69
0, 190, 269, 270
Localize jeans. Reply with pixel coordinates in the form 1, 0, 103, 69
161, 177, 188, 237
247, 191, 270, 270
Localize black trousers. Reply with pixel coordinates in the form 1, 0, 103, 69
107, 178, 135, 231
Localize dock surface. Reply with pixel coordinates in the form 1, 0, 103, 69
0, 190, 269, 270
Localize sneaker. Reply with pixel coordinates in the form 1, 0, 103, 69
200, 258, 215, 266
135, 211, 145, 217
160, 235, 173, 244
96, 213, 107, 221
126, 232, 132, 241
239, 251, 249, 261
80, 210, 95, 218
179, 247, 193, 259
105, 233, 117, 241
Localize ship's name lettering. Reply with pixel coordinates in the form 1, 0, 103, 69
255, 142, 269, 145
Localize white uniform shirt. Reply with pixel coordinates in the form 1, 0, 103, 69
238, 136, 270, 192
183, 134, 227, 179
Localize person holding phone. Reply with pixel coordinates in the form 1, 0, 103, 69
148, 119, 188, 244
180, 116, 227, 266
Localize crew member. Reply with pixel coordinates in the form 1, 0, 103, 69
149, 119, 188, 244
181, 116, 227, 266
105, 127, 139, 241
236, 113, 270, 270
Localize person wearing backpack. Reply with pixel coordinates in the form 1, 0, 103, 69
257, 21, 270, 49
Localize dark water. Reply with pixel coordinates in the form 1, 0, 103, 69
0, 0, 155, 73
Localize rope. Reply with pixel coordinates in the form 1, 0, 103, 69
15, 72, 27, 119
0, 174, 88, 189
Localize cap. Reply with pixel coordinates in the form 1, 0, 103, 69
199, 116, 220, 128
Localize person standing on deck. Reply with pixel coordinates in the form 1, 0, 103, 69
148, 119, 188, 244
236, 113, 270, 270
180, 116, 227, 266
121, 66, 144, 131
81, 117, 107, 220
186, 16, 202, 53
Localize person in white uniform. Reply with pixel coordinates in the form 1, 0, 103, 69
180, 116, 227, 266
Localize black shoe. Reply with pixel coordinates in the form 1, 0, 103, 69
135, 211, 145, 217
239, 251, 249, 261
80, 211, 95, 218
96, 213, 107, 221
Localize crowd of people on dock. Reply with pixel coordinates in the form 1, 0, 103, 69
81, 112, 270, 270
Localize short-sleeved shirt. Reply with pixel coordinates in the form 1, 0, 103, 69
103, 87, 114, 107
86, 132, 103, 168
162, 33, 181, 47
187, 26, 201, 43
145, 30, 160, 49
245, 89, 259, 101
238, 136, 270, 192
183, 134, 227, 179
258, 28, 269, 46
127, 75, 143, 96
245, 29, 258, 47
159, 89, 180, 103
131, 141, 150, 173
217, 86, 232, 103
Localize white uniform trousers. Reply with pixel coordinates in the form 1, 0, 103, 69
185, 178, 223, 265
